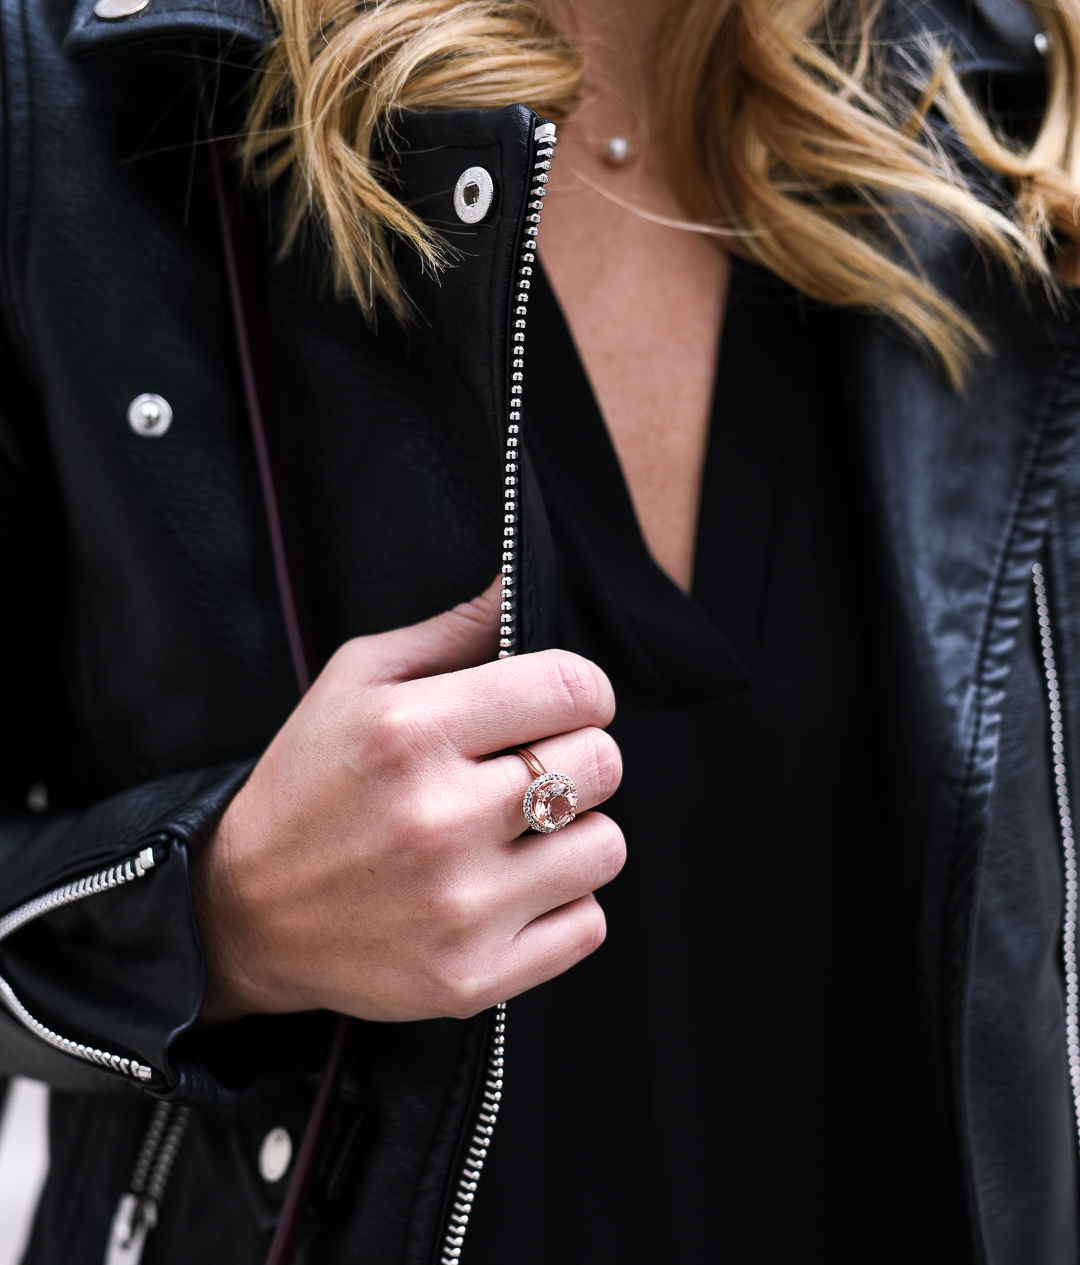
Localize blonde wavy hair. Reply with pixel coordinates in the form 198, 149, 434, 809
243, 0, 1080, 386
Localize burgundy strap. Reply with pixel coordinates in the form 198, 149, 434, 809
194, 51, 350, 1265
195, 54, 312, 695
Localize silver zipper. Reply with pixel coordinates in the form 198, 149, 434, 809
105, 1100, 192, 1265
437, 118, 557, 1265
1032, 561, 1080, 1150
438, 1002, 506, 1264
0, 846, 158, 1082
497, 119, 556, 661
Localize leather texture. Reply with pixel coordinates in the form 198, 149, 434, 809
963, 593, 1078, 1262
2, 0, 1080, 1258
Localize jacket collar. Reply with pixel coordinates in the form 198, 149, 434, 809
62, 0, 1041, 70
62, 0, 272, 60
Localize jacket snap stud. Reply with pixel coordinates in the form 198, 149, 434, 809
453, 167, 494, 224
258, 1128, 292, 1183
93, 0, 149, 18
127, 393, 172, 438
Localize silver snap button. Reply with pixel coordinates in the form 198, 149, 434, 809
258, 1127, 292, 1183
127, 393, 172, 438
93, 0, 149, 17
453, 167, 494, 225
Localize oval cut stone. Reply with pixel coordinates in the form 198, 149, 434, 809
532, 778, 577, 830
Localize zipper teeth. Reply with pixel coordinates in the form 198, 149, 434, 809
107, 1103, 193, 1265
131, 1102, 174, 1193
143, 1105, 191, 1203
437, 118, 556, 1265
1032, 561, 1080, 1148
0, 846, 158, 1081
439, 1002, 506, 1265
497, 120, 556, 661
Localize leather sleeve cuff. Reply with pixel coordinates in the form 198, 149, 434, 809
0, 761, 255, 1095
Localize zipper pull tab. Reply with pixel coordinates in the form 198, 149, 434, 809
104, 1191, 158, 1265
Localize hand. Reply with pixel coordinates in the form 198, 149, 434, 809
190, 580, 624, 1024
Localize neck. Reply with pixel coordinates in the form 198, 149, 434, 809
535, 0, 664, 172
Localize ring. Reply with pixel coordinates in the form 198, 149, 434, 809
512, 748, 579, 833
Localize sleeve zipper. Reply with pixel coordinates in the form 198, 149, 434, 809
0, 845, 159, 1082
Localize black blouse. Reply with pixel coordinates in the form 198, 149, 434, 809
466, 263, 960, 1263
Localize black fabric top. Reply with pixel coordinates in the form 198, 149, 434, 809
466, 264, 961, 1263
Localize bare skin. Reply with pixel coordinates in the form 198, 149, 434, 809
194, 582, 624, 1023
191, 0, 724, 1024
536, 0, 729, 592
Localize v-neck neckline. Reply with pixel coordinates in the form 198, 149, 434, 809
523, 259, 796, 701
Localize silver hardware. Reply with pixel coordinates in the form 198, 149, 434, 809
1035, 30, 1053, 53
438, 1003, 506, 1265
436, 114, 556, 1265
0, 847, 158, 1081
453, 167, 494, 225
105, 1193, 156, 1265
1033, 561, 1080, 1156
258, 1127, 293, 1183
493, 107, 554, 658
93, 0, 149, 18
127, 394, 172, 438
106, 1102, 191, 1265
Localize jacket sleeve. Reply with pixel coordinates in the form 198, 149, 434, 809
0, 315, 265, 1101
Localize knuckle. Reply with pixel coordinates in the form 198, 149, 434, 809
598, 819, 627, 883
427, 880, 485, 937
443, 979, 488, 1021
577, 901, 607, 957
426, 953, 492, 1020
587, 731, 623, 798
397, 799, 456, 853
575, 814, 625, 886
544, 651, 600, 718
325, 635, 374, 683
374, 697, 436, 758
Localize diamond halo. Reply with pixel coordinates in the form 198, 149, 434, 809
522, 772, 579, 833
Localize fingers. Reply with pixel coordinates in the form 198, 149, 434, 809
498, 811, 626, 922
499, 894, 608, 1003
427, 800, 624, 975
417, 892, 610, 1021
387, 726, 621, 859
385, 648, 617, 759
470, 725, 624, 841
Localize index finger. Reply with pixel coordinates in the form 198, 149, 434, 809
387, 648, 616, 758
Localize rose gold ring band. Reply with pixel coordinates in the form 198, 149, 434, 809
512, 747, 547, 780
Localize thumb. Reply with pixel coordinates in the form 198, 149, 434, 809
366, 576, 505, 684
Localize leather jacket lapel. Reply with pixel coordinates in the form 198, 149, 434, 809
62, 0, 272, 59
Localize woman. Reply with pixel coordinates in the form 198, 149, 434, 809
1, 0, 1079, 1260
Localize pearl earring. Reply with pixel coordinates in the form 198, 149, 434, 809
603, 137, 630, 166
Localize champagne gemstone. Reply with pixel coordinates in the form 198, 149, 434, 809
532, 778, 577, 830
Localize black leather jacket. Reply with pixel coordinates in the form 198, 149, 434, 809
2, 0, 1080, 1259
